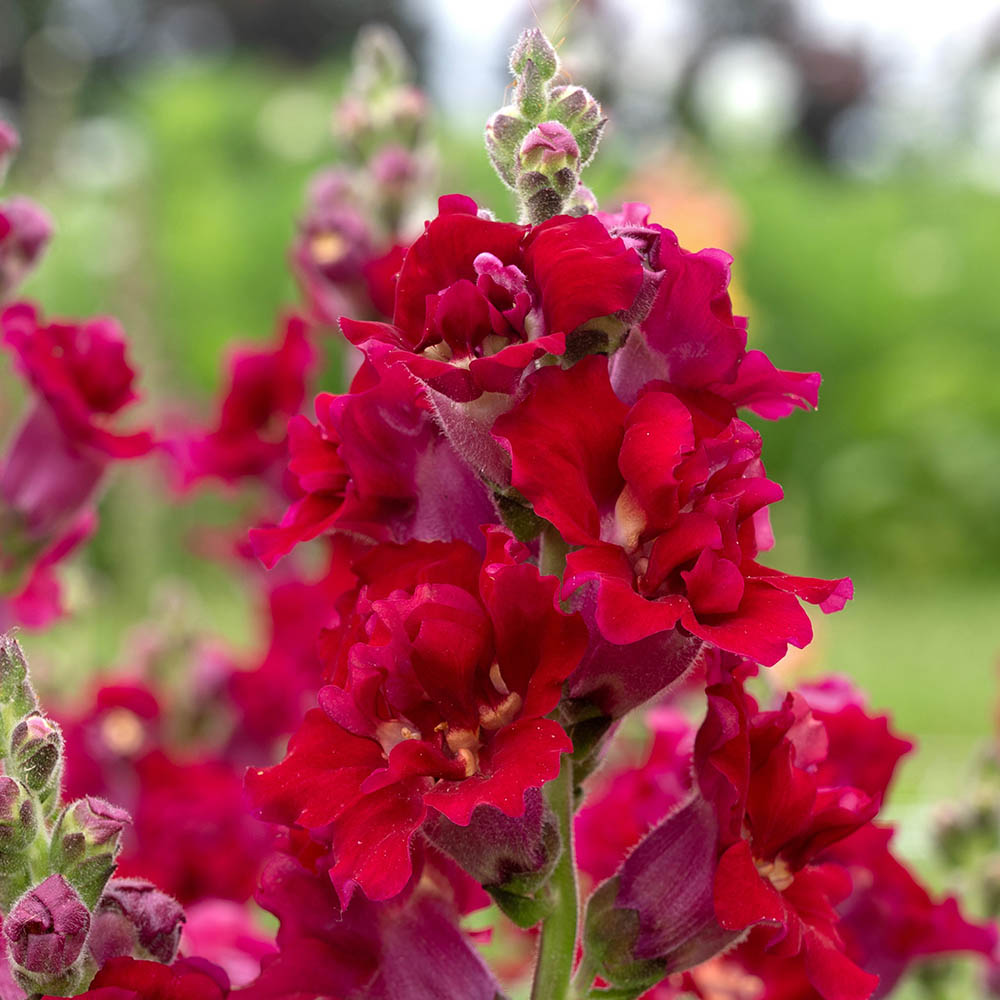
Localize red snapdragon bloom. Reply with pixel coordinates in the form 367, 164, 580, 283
2, 303, 153, 458
115, 752, 272, 905
241, 833, 497, 1000
340, 194, 644, 404
53, 957, 229, 1000
683, 664, 878, 999
826, 823, 998, 997
600, 203, 820, 418
250, 362, 494, 567
167, 313, 315, 488
248, 528, 586, 905
495, 354, 850, 666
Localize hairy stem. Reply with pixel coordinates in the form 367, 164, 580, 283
531, 753, 578, 1000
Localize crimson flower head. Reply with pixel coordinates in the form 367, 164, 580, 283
495, 353, 850, 667
167, 312, 315, 488
340, 193, 643, 404
241, 833, 498, 1000
54, 956, 229, 1000
248, 528, 587, 905
2, 302, 153, 459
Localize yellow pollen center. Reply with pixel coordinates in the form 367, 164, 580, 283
99, 708, 145, 755
754, 856, 794, 892
310, 231, 347, 266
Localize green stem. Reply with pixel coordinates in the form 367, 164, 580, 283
570, 952, 598, 999
531, 754, 578, 1000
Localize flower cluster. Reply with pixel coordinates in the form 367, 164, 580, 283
0, 125, 153, 632
0, 23, 993, 1000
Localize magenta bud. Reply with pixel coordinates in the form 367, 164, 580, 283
4, 874, 90, 977
0, 196, 53, 300
50, 796, 131, 909
519, 121, 580, 174
581, 797, 737, 993
424, 788, 560, 925
89, 878, 185, 965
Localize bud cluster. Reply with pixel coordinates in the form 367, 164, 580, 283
0, 122, 52, 303
0, 633, 185, 996
485, 28, 605, 223
292, 25, 434, 327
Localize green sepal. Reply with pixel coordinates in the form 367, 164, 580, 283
488, 885, 554, 929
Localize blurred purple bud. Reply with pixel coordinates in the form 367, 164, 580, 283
0, 196, 53, 300
0, 122, 19, 177
90, 877, 185, 965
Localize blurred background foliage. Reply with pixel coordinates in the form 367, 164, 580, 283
1, 0, 999, 861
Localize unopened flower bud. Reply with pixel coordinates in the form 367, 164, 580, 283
9, 712, 62, 808
352, 24, 412, 93
89, 878, 185, 965
519, 121, 579, 174
485, 110, 532, 188
50, 796, 130, 908
0, 196, 54, 300
0, 634, 39, 746
514, 59, 547, 123
509, 28, 559, 82
424, 789, 561, 927
4, 874, 90, 982
564, 182, 600, 218
547, 85, 605, 166
0, 776, 37, 908
581, 797, 736, 993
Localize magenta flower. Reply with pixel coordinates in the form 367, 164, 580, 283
167, 313, 315, 488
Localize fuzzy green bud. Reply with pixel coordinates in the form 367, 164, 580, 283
0, 633, 40, 748
484, 109, 532, 189
0, 776, 38, 908
49, 796, 130, 909
510, 28, 559, 82
9, 712, 62, 813
514, 58, 547, 122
